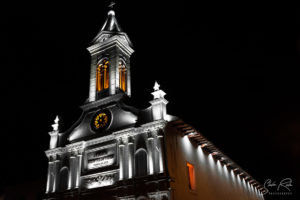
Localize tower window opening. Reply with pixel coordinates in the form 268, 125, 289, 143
119, 61, 127, 92
96, 59, 109, 92
187, 162, 196, 190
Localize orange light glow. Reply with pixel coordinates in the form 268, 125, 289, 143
187, 162, 196, 190
119, 62, 126, 92
96, 60, 109, 92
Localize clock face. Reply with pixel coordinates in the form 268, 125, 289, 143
91, 110, 111, 132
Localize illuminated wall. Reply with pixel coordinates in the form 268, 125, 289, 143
45, 121, 167, 197
164, 125, 265, 200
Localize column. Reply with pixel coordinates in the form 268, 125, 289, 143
109, 52, 118, 95
153, 131, 160, 174
147, 132, 155, 175
119, 139, 125, 180
68, 156, 75, 189
157, 131, 164, 173
52, 159, 60, 192
89, 56, 97, 102
75, 153, 83, 188
126, 60, 131, 96
127, 137, 134, 179
46, 161, 53, 193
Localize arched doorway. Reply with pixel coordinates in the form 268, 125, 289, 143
135, 148, 148, 177
59, 167, 69, 192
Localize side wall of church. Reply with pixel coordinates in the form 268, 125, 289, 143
164, 124, 264, 200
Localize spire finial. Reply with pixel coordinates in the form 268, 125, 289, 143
108, 1, 116, 9
154, 81, 160, 91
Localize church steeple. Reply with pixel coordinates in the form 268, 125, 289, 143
87, 8, 134, 102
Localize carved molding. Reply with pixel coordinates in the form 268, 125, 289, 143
85, 143, 116, 153
118, 191, 169, 200
80, 93, 125, 111
85, 174, 114, 188
119, 196, 135, 200
140, 120, 167, 132
147, 131, 156, 139
45, 147, 67, 158
118, 137, 126, 146
87, 36, 134, 57
48, 130, 59, 136
149, 98, 168, 105
81, 169, 119, 179
148, 191, 170, 200
81, 169, 119, 189
83, 121, 166, 148
128, 136, 135, 144
115, 120, 166, 139
85, 135, 115, 147
66, 141, 86, 154
45, 120, 166, 160
114, 127, 136, 139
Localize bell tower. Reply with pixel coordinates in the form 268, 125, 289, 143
87, 8, 134, 102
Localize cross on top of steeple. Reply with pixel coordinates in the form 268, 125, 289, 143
108, 1, 115, 9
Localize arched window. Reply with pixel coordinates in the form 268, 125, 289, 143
59, 167, 69, 192
96, 59, 109, 92
119, 61, 126, 92
187, 162, 196, 190
135, 148, 148, 177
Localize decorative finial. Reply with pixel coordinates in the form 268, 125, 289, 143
54, 115, 59, 124
154, 81, 160, 91
108, 1, 116, 9
51, 115, 60, 131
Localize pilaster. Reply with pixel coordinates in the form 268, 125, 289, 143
66, 141, 85, 189
53, 158, 61, 192
157, 129, 165, 173
109, 48, 118, 95
68, 155, 76, 189
89, 55, 97, 102
147, 132, 155, 175
127, 136, 134, 178
126, 59, 131, 96
118, 138, 125, 180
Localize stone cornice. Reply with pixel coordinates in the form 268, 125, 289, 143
87, 37, 134, 57
85, 134, 115, 147
140, 120, 167, 132
66, 141, 86, 153
149, 98, 169, 105
48, 130, 59, 136
45, 147, 67, 158
45, 121, 167, 156
90, 31, 133, 49
148, 191, 169, 199
85, 143, 116, 153
84, 121, 166, 146
80, 93, 124, 111
81, 169, 119, 179
113, 127, 136, 139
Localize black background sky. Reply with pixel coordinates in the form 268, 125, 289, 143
0, 1, 299, 199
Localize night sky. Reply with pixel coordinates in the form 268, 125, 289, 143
0, 1, 298, 199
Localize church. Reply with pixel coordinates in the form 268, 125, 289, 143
44, 6, 266, 200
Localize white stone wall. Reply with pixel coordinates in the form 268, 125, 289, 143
45, 120, 167, 193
